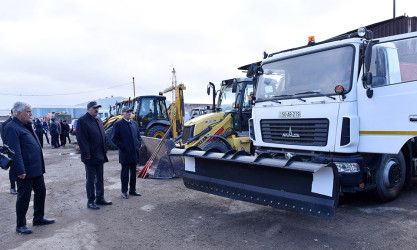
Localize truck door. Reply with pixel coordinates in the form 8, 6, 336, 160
357, 33, 417, 154
233, 82, 253, 135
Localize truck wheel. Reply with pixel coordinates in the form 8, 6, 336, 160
201, 140, 229, 153
375, 152, 406, 202
105, 126, 118, 150
147, 125, 167, 138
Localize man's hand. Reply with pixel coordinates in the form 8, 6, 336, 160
18, 174, 26, 179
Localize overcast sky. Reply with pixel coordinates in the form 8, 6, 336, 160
1, 0, 416, 109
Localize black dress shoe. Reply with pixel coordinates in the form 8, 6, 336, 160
122, 192, 128, 199
33, 218, 55, 226
10, 188, 17, 195
95, 199, 112, 205
16, 226, 32, 234
87, 203, 100, 210
129, 191, 141, 196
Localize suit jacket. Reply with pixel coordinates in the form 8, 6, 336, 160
76, 112, 108, 164
4, 118, 45, 179
34, 122, 43, 134
50, 122, 59, 135
112, 119, 141, 164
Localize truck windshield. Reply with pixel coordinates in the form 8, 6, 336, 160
256, 46, 354, 101
217, 84, 235, 112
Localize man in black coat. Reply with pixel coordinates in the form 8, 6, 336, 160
63, 120, 71, 144
49, 118, 59, 148
76, 101, 112, 210
0, 109, 17, 195
4, 102, 55, 234
111, 106, 142, 199
34, 119, 44, 148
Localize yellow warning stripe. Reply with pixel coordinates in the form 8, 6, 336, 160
360, 131, 417, 135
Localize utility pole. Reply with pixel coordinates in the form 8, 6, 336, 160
393, 0, 396, 18
133, 77, 136, 98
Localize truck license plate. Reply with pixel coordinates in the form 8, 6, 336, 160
279, 111, 301, 118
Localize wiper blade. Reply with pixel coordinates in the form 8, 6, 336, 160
294, 90, 321, 95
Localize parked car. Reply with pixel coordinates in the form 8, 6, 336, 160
71, 119, 78, 135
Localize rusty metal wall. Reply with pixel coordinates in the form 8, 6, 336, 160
367, 16, 417, 39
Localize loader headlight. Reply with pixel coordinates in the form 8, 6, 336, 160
335, 162, 360, 173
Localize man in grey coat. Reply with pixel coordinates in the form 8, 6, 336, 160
4, 102, 55, 234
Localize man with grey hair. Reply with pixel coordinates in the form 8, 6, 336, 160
4, 102, 55, 234
0, 108, 17, 195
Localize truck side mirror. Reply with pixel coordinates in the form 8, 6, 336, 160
362, 72, 373, 87
207, 86, 210, 95
246, 63, 257, 78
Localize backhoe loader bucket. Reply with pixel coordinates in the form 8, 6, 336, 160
140, 137, 184, 178
170, 147, 339, 219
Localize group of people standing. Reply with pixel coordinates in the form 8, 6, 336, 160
48, 118, 71, 148
32, 117, 71, 148
1, 100, 142, 234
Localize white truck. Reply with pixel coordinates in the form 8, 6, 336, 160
171, 27, 417, 219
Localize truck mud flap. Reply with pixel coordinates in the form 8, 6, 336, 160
170, 147, 339, 219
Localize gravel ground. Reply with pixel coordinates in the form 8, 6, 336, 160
2, 136, 417, 249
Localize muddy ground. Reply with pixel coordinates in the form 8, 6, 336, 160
2, 136, 417, 249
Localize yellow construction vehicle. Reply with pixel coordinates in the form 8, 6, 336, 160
104, 95, 171, 149
103, 98, 134, 128
180, 77, 254, 152
159, 83, 186, 140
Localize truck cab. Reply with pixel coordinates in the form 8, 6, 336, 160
251, 30, 417, 201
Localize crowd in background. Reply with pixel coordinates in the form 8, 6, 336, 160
31, 118, 71, 149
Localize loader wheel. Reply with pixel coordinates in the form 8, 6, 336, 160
105, 126, 118, 150
201, 140, 229, 153
375, 152, 406, 202
147, 125, 167, 138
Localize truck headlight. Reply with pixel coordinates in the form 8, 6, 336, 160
335, 162, 360, 173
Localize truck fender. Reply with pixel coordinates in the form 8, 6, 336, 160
204, 135, 232, 150
145, 119, 171, 131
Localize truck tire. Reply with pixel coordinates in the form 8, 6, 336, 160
146, 125, 167, 138
201, 140, 228, 153
105, 126, 118, 150
375, 152, 406, 202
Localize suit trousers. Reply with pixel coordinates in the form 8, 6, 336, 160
16, 175, 46, 227
84, 163, 104, 203
43, 131, 50, 144
9, 169, 15, 189
121, 163, 137, 193
51, 134, 58, 148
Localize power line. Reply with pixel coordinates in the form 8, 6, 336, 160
0, 82, 132, 97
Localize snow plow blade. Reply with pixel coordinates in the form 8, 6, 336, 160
140, 137, 184, 178
170, 147, 339, 219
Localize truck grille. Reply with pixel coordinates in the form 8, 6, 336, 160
260, 119, 329, 146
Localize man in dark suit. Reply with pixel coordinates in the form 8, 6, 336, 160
4, 102, 55, 234
112, 106, 142, 199
49, 118, 59, 148
0, 109, 17, 195
76, 101, 112, 210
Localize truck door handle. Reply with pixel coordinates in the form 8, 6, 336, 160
410, 115, 417, 122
